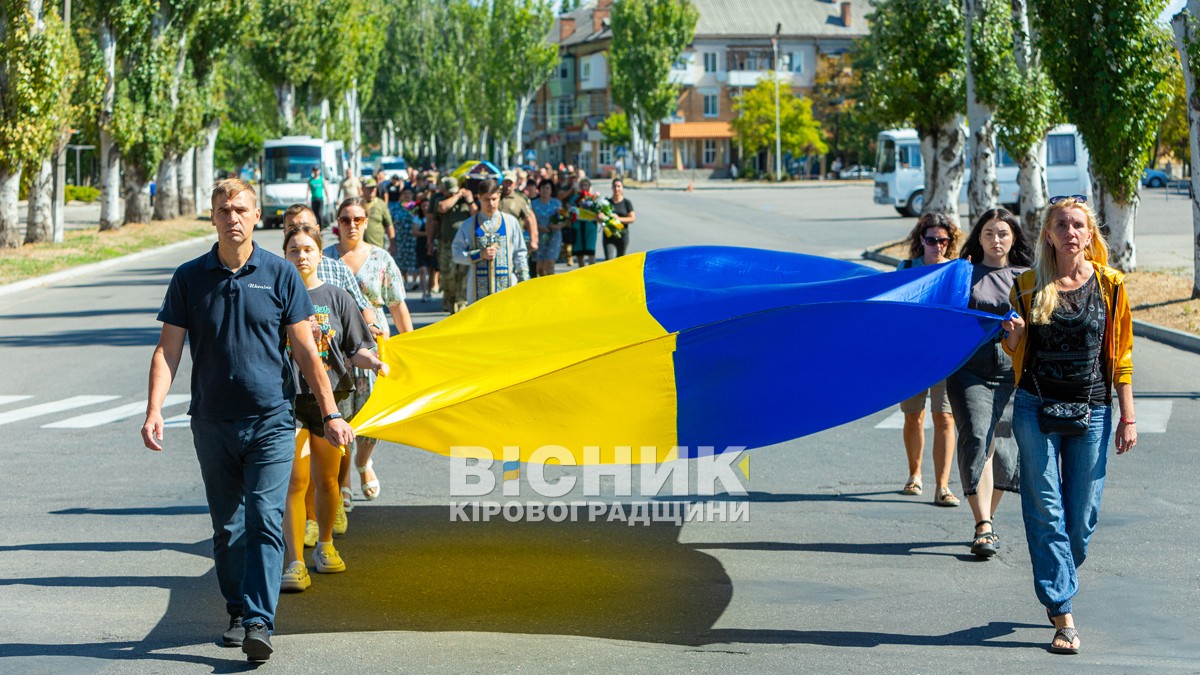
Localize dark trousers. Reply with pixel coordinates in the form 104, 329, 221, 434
603, 232, 628, 260
191, 407, 295, 630
311, 199, 324, 228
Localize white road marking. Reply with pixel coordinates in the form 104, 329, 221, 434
0, 395, 34, 407
42, 395, 190, 429
875, 398, 1172, 433
0, 396, 121, 426
163, 414, 191, 429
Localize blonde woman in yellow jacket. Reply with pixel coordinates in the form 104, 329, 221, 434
1000, 195, 1136, 656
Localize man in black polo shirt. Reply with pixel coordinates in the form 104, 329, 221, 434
141, 178, 354, 662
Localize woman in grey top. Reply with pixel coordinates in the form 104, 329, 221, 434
946, 208, 1033, 557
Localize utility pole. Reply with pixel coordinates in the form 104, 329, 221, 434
52, 0, 71, 242
772, 22, 782, 182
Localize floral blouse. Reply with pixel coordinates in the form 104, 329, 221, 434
323, 244, 406, 313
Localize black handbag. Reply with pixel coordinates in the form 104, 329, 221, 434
1029, 349, 1095, 437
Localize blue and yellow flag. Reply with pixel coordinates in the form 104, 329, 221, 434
351, 247, 1002, 464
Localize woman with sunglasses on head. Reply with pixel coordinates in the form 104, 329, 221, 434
1001, 195, 1135, 655
896, 212, 962, 506
325, 198, 414, 506
280, 224, 387, 591
946, 208, 1033, 559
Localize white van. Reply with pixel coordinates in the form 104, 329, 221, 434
872, 124, 1091, 217
260, 136, 344, 228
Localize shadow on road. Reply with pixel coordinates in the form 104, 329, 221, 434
0, 326, 162, 347
0, 307, 162, 321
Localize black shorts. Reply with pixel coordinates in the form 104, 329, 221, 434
294, 391, 356, 437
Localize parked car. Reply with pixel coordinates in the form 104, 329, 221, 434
839, 165, 873, 180
1142, 168, 1169, 188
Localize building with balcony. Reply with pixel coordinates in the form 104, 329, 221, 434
662, 0, 870, 176
527, 0, 616, 177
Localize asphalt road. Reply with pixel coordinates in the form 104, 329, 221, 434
1, 184, 1197, 673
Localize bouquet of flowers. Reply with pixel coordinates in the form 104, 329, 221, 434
572, 189, 624, 238
550, 207, 572, 229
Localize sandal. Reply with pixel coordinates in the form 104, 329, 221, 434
934, 487, 961, 507
357, 459, 381, 501
902, 477, 923, 496
970, 519, 998, 557
1049, 626, 1080, 655
341, 487, 355, 514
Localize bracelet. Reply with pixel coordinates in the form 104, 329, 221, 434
322, 412, 344, 424
1120, 418, 1136, 425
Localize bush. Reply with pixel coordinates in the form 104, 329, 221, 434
741, 164, 756, 180
65, 185, 100, 203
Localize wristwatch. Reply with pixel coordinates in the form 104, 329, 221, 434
322, 412, 344, 424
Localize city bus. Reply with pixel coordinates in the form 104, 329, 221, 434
872, 124, 1091, 217
260, 136, 345, 228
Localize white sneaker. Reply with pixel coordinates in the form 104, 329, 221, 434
313, 545, 347, 573
303, 519, 318, 548
281, 560, 311, 592
333, 502, 348, 536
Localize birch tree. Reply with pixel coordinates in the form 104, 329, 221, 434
1032, 0, 1175, 271
963, 0, 997, 225
1172, 2, 1200, 296
863, 0, 967, 222
249, 0, 321, 133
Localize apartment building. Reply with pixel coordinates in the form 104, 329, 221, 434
526, 0, 869, 177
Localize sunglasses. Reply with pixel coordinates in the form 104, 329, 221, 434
923, 236, 950, 246
337, 216, 367, 226
1049, 194, 1087, 205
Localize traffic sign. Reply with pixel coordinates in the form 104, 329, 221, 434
524, 148, 537, 162
615, 145, 627, 158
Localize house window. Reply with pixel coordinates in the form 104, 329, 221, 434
790, 51, 803, 73
560, 62, 570, 79
660, 140, 673, 166
582, 61, 591, 80
599, 143, 613, 166
703, 140, 717, 165
704, 52, 717, 72
703, 94, 719, 118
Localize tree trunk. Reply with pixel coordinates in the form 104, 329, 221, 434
1173, 3, 1200, 297
1090, 165, 1137, 272
345, 83, 361, 177
24, 158, 54, 243
276, 81, 296, 132
123, 165, 152, 225
98, 21, 121, 231
195, 120, 219, 214
0, 168, 20, 248
153, 152, 179, 221
649, 121, 662, 183
177, 147, 195, 217
513, 92, 532, 166
320, 98, 330, 140
964, 0, 998, 225
1015, 140, 1048, 240
919, 116, 967, 224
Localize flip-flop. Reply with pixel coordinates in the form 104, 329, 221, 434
934, 488, 961, 507
902, 478, 923, 495
1049, 626, 1080, 655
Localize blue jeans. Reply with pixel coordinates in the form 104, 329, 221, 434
1012, 388, 1111, 617
191, 407, 295, 630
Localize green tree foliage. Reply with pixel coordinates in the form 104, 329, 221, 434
731, 74, 828, 162
1154, 53, 1188, 170
1032, 0, 1175, 204
0, 0, 78, 173
599, 111, 632, 146
860, 0, 965, 136
248, 0, 322, 127
811, 52, 881, 167
610, 0, 698, 179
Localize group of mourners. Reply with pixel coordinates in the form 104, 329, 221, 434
895, 197, 1136, 655
329, 163, 636, 314
141, 173, 1133, 662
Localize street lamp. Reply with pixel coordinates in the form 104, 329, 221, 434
772, 22, 782, 182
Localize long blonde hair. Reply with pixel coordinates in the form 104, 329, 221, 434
1026, 197, 1109, 325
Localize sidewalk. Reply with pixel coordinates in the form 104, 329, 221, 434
628, 177, 870, 191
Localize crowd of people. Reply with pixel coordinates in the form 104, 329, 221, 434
895, 198, 1136, 655
141, 174, 1134, 662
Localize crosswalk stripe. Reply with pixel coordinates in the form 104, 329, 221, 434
0, 395, 34, 407
874, 398, 1173, 433
42, 395, 190, 429
163, 413, 191, 429
0, 396, 122, 426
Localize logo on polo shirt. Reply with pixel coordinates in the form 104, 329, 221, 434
247, 283, 272, 290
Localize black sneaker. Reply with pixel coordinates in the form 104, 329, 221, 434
222, 613, 244, 647
242, 622, 273, 662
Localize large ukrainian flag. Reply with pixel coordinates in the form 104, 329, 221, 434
351, 247, 1002, 463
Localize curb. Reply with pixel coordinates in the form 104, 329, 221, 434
860, 243, 1200, 355
629, 180, 869, 192
0, 233, 216, 299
